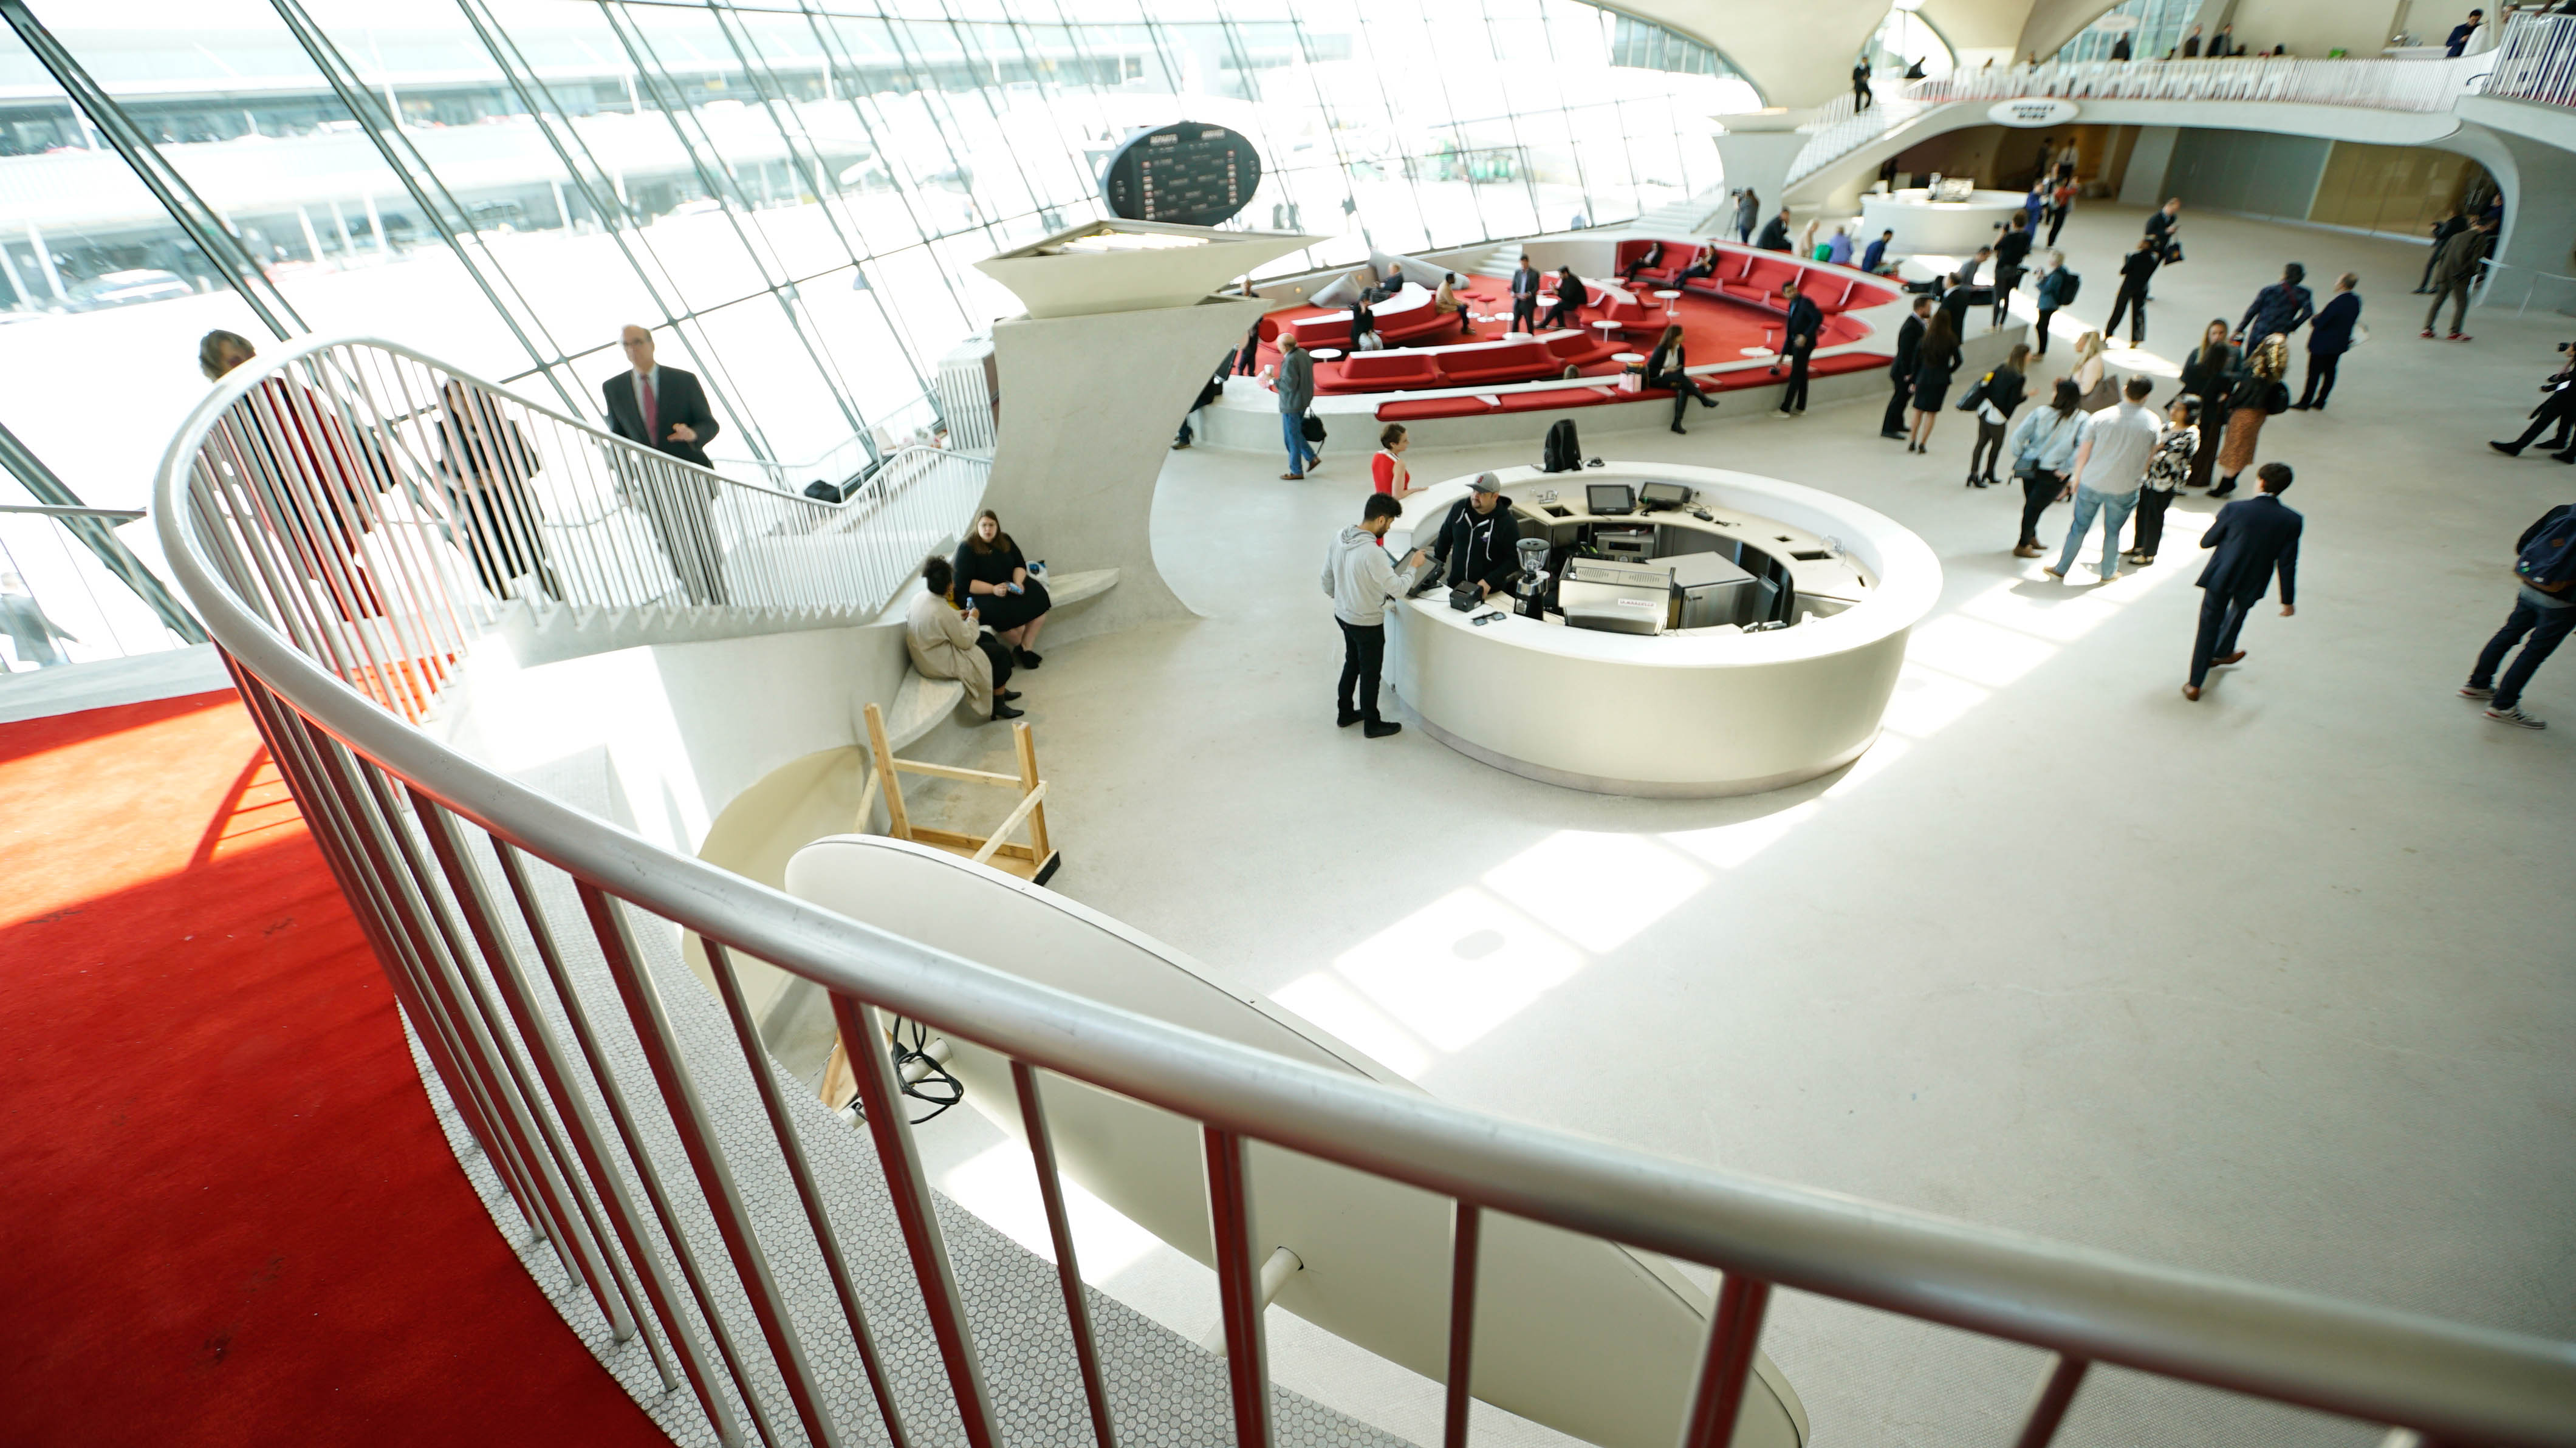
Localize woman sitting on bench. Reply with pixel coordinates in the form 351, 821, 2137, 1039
909, 555, 1020, 722
1678, 241, 1722, 283
1620, 241, 1664, 282
1646, 324, 1718, 434
1433, 275, 1477, 338
953, 508, 1053, 668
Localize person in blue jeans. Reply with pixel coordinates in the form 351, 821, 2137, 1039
2462, 504, 2576, 728
1275, 333, 1319, 479
2045, 375, 2163, 583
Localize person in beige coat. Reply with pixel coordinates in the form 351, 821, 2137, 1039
906, 555, 1021, 721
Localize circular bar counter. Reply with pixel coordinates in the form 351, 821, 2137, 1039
1860, 186, 2032, 256
1385, 463, 1939, 797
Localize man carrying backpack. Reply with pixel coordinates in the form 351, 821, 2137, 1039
2462, 503, 2576, 728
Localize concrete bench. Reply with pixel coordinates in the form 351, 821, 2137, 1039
877, 569, 1118, 750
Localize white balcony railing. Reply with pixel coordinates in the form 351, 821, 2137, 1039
1788, 51, 2500, 190
2479, 10, 2576, 108
148, 335, 2576, 1448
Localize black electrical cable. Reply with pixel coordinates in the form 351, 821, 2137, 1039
846, 1016, 964, 1126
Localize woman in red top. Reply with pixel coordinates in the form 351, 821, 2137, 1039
1370, 423, 1416, 498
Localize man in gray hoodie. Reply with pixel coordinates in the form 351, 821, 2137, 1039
1277, 333, 1319, 479
1322, 491, 1425, 737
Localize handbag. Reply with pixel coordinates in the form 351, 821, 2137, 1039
1954, 373, 1991, 412
1300, 413, 1326, 443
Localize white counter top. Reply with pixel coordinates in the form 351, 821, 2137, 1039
1385, 463, 1939, 796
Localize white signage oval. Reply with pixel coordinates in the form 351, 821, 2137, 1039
1989, 97, 2081, 128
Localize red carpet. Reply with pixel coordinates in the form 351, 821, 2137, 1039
0, 691, 666, 1448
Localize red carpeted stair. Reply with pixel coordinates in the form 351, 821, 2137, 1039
0, 690, 666, 1448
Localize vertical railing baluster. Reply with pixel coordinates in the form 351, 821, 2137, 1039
411, 788, 651, 1352
1443, 1201, 1481, 1448
345, 760, 622, 1306
284, 706, 558, 1248
497, 846, 752, 1448
581, 884, 841, 1448
1011, 1060, 1117, 1448
2010, 1354, 2088, 1448
831, 992, 1001, 1448
705, 941, 911, 1448
1675, 1272, 1771, 1448
1204, 1126, 1273, 1448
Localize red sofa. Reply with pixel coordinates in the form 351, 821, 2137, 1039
1314, 327, 1619, 394
1616, 239, 1899, 317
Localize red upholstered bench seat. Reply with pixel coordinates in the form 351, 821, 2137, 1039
1496, 386, 1617, 412
1315, 352, 1442, 393
1376, 396, 1497, 421
1437, 341, 1554, 386
1538, 330, 1615, 366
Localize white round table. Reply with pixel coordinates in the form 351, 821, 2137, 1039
1591, 320, 1622, 341
1654, 289, 1682, 315
1740, 346, 1775, 357
1308, 348, 1343, 361
1612, 352, 1646, 364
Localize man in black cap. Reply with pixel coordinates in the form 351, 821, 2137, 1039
1431, 473, 1526, 601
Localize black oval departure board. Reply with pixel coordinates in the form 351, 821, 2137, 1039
1100, 122, 1261, 227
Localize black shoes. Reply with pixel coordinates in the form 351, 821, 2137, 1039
2492, 440, 2524, 456
2210, 481, 2238, 498
1363, 720, 1402, 739
1671, 424, 1687, 434
989, 702, 1025, 722
998, 689, 1022, 703
1337, 708, 1363, 728
1016, 649, 1043, 668
1880, 429, 1907, 440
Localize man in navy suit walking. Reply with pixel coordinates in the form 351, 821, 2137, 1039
2184, 462, 2303, 700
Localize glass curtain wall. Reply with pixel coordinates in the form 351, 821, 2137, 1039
0, 0, 1747, 507
1868, 0, 1958, 80
2056, 0, 2202, 63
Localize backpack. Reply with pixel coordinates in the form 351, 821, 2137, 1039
2055, 270, 2081, 305
2515, 506, 2576, 591
1541, 418, 1581, 473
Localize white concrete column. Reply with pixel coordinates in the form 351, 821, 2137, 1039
365, 193, 388, 254
975, 295, 1268, 640
1715, 112, 1816, 216
327, 198, 354, 256
295, 205, 326, 265
2120, 126, 2180, 208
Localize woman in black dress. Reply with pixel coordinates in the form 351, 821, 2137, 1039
2177, 319, 2238, 490
1907, 310, 1962, 454
953, 508, 1051, 666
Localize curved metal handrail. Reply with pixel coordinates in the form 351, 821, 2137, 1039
155, 341, 2576, 1448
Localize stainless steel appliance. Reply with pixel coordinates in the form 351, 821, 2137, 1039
1660, 551, 1758, 629
1560, 559, 1671, 635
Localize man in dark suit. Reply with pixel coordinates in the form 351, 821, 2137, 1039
2184, 462, 2303, 700
2105, 237, 2160, 346
1509, 254, 1542, 333
602, 323, 728, 605
2295, 273, 2362, 409
1775, 280, 1824, 417
1883, 296, 1930, 439
2489, 346, 2576, 459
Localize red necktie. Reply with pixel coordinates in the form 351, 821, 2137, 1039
640, 373, 659, 445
